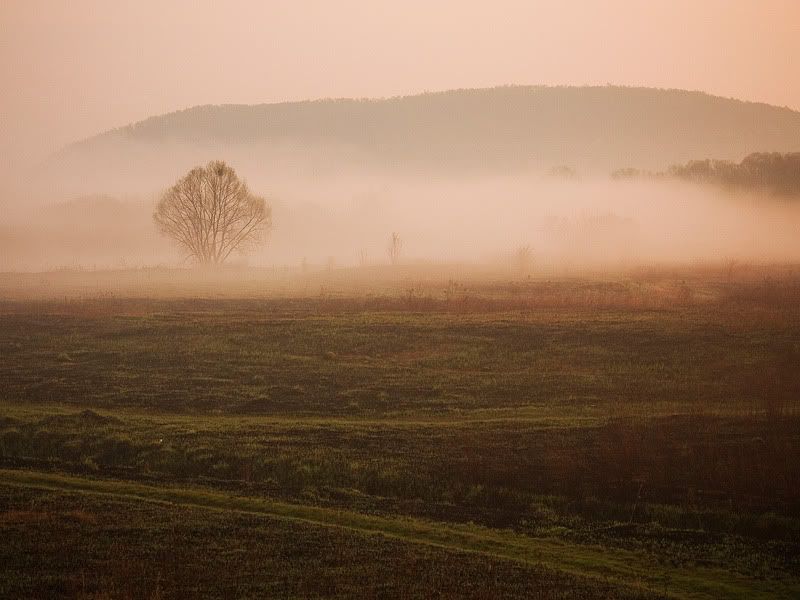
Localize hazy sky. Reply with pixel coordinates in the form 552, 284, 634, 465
2, 0, 800, 172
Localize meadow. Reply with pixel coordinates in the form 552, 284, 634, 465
1, 265, 799, 598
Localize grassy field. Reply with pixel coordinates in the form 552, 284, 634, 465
1, 268, 799, 598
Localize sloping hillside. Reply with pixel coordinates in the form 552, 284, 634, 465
55, 86, 800, 173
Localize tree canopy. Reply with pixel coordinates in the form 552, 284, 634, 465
154, 161, 271, 264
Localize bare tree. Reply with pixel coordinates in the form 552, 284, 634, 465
154, 161, 271, 265
388, 232, 403, 265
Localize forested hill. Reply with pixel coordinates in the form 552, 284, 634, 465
53, 86, 800, 178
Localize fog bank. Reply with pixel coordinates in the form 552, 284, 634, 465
3, 169, 800, 273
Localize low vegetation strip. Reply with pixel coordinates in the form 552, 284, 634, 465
2, 469, 796, 600
0, 482, 658, 599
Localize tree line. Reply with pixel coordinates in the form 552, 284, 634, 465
612, 152, 800, 197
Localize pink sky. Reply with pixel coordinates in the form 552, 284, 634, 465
2, 0, 799, 172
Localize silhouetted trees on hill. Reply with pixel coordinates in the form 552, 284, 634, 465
668, 153, 800, 196
613, 152, 800, 197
